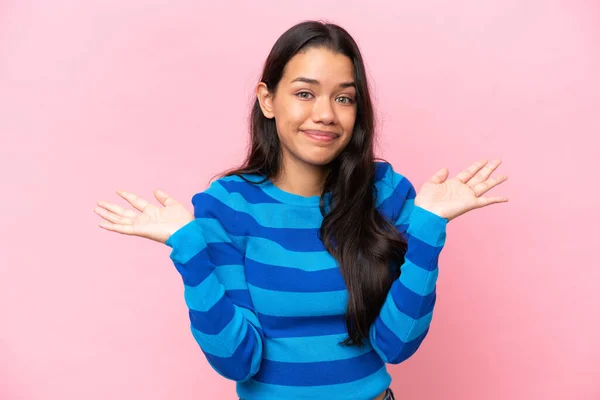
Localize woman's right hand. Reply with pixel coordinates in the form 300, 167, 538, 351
94, 189, 195, 244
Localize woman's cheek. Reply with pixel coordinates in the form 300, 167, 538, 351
287, 101, 311, 123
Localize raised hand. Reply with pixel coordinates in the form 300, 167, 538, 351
94, 189, 194, 244
414, 159, 509, 222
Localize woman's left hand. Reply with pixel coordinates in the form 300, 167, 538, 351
414, 159, 509, 222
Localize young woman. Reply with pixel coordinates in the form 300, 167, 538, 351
95, 20, 508, 400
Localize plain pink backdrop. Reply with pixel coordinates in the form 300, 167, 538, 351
1, 0, 598, 399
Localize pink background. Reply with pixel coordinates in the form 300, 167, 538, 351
1, 0, 598, 399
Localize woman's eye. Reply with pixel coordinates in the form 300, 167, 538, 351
295, 92, 354, 104
337, 96, 355, 104
296, 92, 313, 99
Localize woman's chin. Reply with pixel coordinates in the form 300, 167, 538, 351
287, 143, 348, 167
299, 153, 341, 167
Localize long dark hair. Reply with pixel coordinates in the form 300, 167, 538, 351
220, 20, 408, 346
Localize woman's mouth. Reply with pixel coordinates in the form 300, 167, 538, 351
301, 130, 339, 142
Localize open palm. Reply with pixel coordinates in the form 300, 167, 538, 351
414, 159, 509, 222
94, 189, 194, 244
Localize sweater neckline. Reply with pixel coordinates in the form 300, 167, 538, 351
260, 178, 331, 207
239, 173, 332, 207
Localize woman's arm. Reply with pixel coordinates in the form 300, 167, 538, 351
165, 180, 264, 381
369, 165, 448, 364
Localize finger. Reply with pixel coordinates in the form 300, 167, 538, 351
467, 160, 502, 187
154, 189, 178, 207
455, 160, 489, 184
473, 175, 508, 197
429, 168, 449, 184
98, 221, 135, 235
97, 200, 138, 219
94, 206, 133, 225
474, 195, 509, 209
116, 190, 153, 213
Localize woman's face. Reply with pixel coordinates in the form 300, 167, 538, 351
257, 47, 357, 168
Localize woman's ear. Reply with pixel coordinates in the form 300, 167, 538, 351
256, 82, 275, 119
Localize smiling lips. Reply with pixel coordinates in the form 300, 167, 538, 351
302, 130, 340, 142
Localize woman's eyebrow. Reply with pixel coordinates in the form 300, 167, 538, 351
290, 76, 356, 88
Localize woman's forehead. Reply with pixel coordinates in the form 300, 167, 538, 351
282, 48, 355, 85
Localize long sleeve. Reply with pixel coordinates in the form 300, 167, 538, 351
369, 165, 448, 364
165, 180, 264, 381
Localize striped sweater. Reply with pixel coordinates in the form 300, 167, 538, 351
165, 161, 448, 400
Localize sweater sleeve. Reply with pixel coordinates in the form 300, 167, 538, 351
165, 179, 264, 381
369, 165, 448, 364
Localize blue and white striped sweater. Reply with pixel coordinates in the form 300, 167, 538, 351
165, 161, 448, 400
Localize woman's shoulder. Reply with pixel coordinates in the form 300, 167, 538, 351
373, 160, 414, 191
373, 161, 416, 218
192, 173, 267, 214
190, 174, 245, 211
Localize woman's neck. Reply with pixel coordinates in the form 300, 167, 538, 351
271, 157, 330, 198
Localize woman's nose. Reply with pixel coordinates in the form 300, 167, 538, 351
312, 97, 336, 124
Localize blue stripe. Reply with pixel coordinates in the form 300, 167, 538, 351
172, 249, 213, 287
214, 169, 410, 232
264, 333, 373, 362
189, 295, 235, 335
190, 310, 248, 357
191, 192, 241, 235
237, 367, 391, 399
257, 313, 346, 338
238, 307, 262, 330
194, 192, 327, 252
203, 323, 260, 381
375, 180, 395, 211
396, 223, 409, 240
171, 244, 243, 288
377, 204, 394, 224
390, 279, 436, 320
184, 273, 223, 311
165, 220, 207, 264
213, 264, 247, 290
253, 350, 384, 386
395, 198, 414, 228
374, 161, 390, 183
378, 289, 434, 342
249, 284, 347, 317
220, 178, 282, 204
377, 172, 413, 212
192, 218, 234, 244
406, 206, 448, 246
231, 199, 324, 228
370, 316, 430, 363
238, 221, 323, 251
246, 258, 346, 292
399, 261, 438, 296
404, 234, 443, 271
225, 289, 254, 310
389, 327, 430, 363
245, 238, 337, 271
208, 242, 245, 266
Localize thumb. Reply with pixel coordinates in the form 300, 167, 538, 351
154, 189, 178, 206
429, 168, 449, 184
